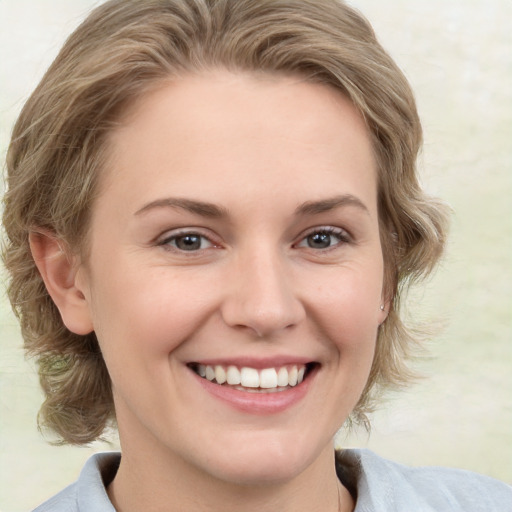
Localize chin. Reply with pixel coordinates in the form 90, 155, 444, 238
196, 430, 331, 486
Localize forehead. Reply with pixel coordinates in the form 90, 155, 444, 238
99, 70, 377, 216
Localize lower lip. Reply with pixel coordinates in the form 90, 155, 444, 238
191, 368, 316, 415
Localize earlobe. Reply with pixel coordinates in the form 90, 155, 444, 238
378, 299, 391, 325
29, 231, 94, 335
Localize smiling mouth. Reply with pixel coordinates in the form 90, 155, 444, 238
188, 362, 318, 393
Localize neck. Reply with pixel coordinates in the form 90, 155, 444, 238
108, 433, 354, 512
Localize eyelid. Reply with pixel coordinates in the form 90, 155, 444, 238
294, 225, 353, 249
156, 227, 222, 251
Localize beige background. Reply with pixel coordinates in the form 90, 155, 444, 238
1, 1, 511, 510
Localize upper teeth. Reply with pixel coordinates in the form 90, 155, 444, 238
196, 364, 306, 389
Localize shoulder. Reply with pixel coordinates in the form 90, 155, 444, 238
32, 482, 79, 512
337, 449, 512, 512
33, 452, 120, 512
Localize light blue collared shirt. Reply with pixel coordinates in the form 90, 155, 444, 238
33, 449, 512, 511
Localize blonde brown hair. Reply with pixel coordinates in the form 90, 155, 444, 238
2, 0, 449, 444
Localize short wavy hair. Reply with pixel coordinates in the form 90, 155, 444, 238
2, 0, 449, 444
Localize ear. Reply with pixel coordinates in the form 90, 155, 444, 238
378, 295, 391, 325
29, 231, 94, 335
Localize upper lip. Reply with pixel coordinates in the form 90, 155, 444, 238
187, 356, 317, 369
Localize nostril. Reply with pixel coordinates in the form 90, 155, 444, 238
225, 308, 304, 339
220, 263, 306, 336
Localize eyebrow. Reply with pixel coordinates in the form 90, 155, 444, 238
134, 194, 369, 219
294, 194, 369, 216
134, 197, 229, 218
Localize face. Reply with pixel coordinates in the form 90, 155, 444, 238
75, 70, 387, 485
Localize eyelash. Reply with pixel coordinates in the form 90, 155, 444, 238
157, 226, 352, 254
157, 230, 217, 253
294, 226, 352, 250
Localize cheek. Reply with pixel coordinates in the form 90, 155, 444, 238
310, 266, 383, 344
88, 269, 213, 367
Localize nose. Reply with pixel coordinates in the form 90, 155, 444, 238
220, 247, 305, 338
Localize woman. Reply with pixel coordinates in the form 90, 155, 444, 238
2, 0, 510, 510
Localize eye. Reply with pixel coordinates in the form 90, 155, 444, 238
295, 227, 351, 250
159, 232, 214, 252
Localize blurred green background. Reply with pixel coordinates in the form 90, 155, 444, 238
1, 0, 510, 510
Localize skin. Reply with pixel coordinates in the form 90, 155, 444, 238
32, 70, 388, 512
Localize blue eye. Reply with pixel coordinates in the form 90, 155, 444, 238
297, 227, 350, 249
161, 232, 213, 251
